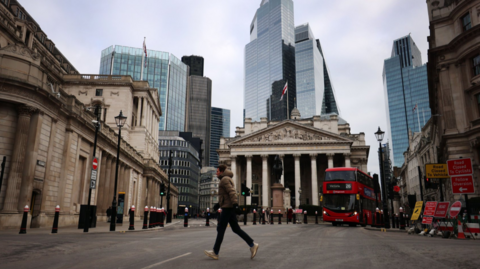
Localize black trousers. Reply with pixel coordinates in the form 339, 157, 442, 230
213, 208, 253, 254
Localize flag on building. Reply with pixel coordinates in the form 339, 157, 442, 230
143, 38, 148, 68
412, 103, 417, 112
280, 81, 288, 101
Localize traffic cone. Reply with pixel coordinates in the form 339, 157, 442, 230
457, 220, 466, 239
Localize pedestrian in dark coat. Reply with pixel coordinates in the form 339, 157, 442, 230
288, 208, 293, 222
106, 207, 112, 222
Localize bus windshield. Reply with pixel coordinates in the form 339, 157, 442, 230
325, 171, 356, 182
324, 194, 356, 211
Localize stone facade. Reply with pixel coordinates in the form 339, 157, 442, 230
426, 0, 480, 204
0, 1, 177, 229
217, 114, 369, 209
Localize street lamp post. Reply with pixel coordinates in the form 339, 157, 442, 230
166, 150, 173, 223
84, 105, 101, 233
375, 127, 390, 229
110, 111, 127, 232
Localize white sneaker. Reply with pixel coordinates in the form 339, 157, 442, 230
204, 250, 219, 260
250, 243, 259, 259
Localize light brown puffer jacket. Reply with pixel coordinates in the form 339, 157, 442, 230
218, 170, 238, 208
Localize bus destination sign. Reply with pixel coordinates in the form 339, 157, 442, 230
326, 183, 352, 191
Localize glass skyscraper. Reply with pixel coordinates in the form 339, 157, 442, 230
244, 0, 296, 122
99, 45, 188, 131
383, 35, 430, 167
294, 24, 339, 118
210, 107, 230, 168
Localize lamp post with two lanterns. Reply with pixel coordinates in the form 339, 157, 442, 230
375, 127, 390, 229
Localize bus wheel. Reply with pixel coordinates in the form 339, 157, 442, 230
361, 216, 366, 227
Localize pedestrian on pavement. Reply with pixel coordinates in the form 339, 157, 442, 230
266, 207, 270, 223
288, 207, 293, 222
204, 164, 259, 260
106, 207, 112, 222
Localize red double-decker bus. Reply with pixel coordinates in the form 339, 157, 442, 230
322, 167, 380, 227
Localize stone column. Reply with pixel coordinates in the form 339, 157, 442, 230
140, 97, 145, 127
310, 154, 319, 206
136, 97, 141, 126
230, 156, 237, 192
279, 154, 285, 186
327, 153, 334, 168
246, 155, 252, 205
96, 152, 108, 211
1, 105, 36, 213
344, 153, 351, 167
261, 155, 268, 208
294, 154, 301, 208
104, 157, 116, 213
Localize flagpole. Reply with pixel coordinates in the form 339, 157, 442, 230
287, 82, 289, 120
140, 37, 145, 80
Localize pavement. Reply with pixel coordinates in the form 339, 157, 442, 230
1, 218, 480, 269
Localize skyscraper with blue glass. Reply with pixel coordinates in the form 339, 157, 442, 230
99, 45, 188, 131
295, 23, 339, 118
383, 35, 430, 167
244, 0, 296, 122
210, 107, 230, 168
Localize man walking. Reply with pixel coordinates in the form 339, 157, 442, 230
204, 164, 259, 260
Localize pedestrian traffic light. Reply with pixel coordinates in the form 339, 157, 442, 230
241, 183, 250, 196
160, 183, 166, 196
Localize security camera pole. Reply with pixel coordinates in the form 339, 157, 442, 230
84, 105, 101, 232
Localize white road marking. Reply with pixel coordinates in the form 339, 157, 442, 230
140, 252, 191, 269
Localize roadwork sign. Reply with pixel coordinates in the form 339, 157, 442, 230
434, 202, 450, 218
425, 164, 448, 178
410, 201, 424, 221
449, 201, 462, 218
422, 217, 433, 224
423, 202, 437, 216
451, 175, 475, 194
447, 158, 472, 176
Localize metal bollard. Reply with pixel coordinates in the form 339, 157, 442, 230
278, 210, 282, 224
399, 207, 405, 230
129, 205, 135, 230
270, 210, 274, 225
304, 210, 308, 224
315, 211, 318, 224
159, 207, 164, 228
19, 205, 29, 234
143, 206, 148, 229
395, 214, 399, 228
206, 208, 210, 226
293, 213, 296, 224
262, 209, 266, 225
184, 208, 189, 227
253, 209, 257, 225
51, 205, 60, 234
149, 206, 154, 228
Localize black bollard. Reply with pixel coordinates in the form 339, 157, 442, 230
399, 208, 405, 230
129, 205, 135, 230
206, 209, 210, 226
148, 206, 154, 228
19, 205, 29, 234
51, 205, 60, 234
253, 210, 257, 225
184, 209, 189, 227
154, 207, 159, 227
143, 206, 148, 229
293, 213, 296, 224
278, 210, 282, 224
270, 210, 274, 225
315, 211, 318, 224
159, 208, 164, 228
262, 210, 266, 225
395, 214, 399, 228
304, 211, 308, 224
406, 214, 409, 227
244, 210, 247, 226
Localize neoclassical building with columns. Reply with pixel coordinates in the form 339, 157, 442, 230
217, 110, 369, 209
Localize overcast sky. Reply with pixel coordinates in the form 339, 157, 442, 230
20, 0, 430, 175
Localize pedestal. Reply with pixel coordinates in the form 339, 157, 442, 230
271, 183, 285, 213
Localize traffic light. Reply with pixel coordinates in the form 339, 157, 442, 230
387, 183, 394, 199
424, 176, 438, 189
160, 183, 166, 196
241, 183, 250, 196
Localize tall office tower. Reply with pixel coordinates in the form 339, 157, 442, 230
245, 0, 296, 122
294, 24, 340, 118
182, 55, 204, 76
383, 35, 430, 167
183, 55, 212, 167
100, 45, 188, 131
210, 107, 231, 167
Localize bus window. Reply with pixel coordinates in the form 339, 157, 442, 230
324, 194, 356, 211
325, 171, 356, 181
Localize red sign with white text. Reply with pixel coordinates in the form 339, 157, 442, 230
424, 202, 437, 216
451, 175, 475, 194
422, 217, 433, 224
434, 202, 450, 218
447, 158, 472, 176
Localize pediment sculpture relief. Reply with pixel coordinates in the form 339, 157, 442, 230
244, 127, 334, 143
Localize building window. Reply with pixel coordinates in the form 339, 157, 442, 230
476, 94, 480, 116
474, 55, 480, 77
1, 0, 9, 6
461, 13, 471, 31
96, 89, 103, 96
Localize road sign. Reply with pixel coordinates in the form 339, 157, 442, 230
447, 158, 472, 176
422, 217, 433, 224
449, 201, 462, 218
90, 156, 98, 189
451, 175, 475, 194
411, 201, 424, 221
92, 157, 98, 170
424, 201, 437, 216
434, 202, 450, 218
425, 164, 448, 178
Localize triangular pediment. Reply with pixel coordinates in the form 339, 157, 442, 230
230, 121, 353, 145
